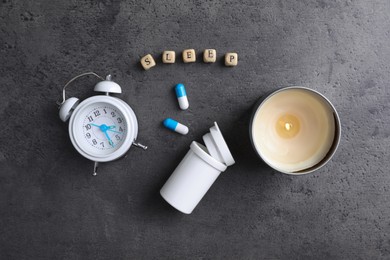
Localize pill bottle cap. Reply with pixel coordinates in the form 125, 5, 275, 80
203, 133, 224, 164
190, 141, 227, 172
207, 122, 235, 166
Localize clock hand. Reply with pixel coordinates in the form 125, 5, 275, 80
107, 129, 122, 134
91, 124, 116, 131
93, 124, 114, 147
104, 131, 115, 147
102, 125, 121, 134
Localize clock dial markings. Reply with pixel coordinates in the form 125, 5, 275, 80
82, 105, 127, 151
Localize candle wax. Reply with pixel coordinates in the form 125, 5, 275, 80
252, 89, 335, 173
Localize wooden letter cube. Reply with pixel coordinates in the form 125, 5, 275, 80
225, 52, 238, 66
162, 51, 175, 63
203, 49, 216, 63
140, 54, 156, 70
183, 49, 196, 63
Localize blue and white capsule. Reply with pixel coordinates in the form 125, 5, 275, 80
175, 83, 189, 110
163, 118, 189, 135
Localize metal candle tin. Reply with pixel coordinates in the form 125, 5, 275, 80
249, 86, 341, 175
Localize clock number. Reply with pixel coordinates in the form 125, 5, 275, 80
111, 112, 116, 117
103, 109, 107, 114
117, 117, 122, 123
86, 133, 91, 138
87, 116, 93, 122
92, 139, 97, 145
119, 127, 123, 132
115, 135, 120, 140
100, 142, 105, 147
85, 124, 91, 130
94, 110, 100, 117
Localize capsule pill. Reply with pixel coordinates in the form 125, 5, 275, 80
175, 83, 189, 110
163, 118, 189, 135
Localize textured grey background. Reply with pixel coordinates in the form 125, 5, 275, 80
0, 0, 389, 259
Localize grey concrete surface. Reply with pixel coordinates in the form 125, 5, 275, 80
0, 0, 389, 259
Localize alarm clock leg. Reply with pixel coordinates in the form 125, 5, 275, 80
133, 142, 148, 150
93, 161, 99, 176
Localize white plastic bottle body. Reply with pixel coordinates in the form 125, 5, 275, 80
160, 142, 226, 214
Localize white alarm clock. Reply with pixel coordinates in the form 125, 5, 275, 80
58, 72, 147, 175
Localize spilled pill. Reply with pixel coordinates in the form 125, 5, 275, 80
175, 83, 189, 110
163, 118, 189, 135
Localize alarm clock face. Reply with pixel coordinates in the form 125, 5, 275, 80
81, 103, 127, 151
68, 96, 138, 162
